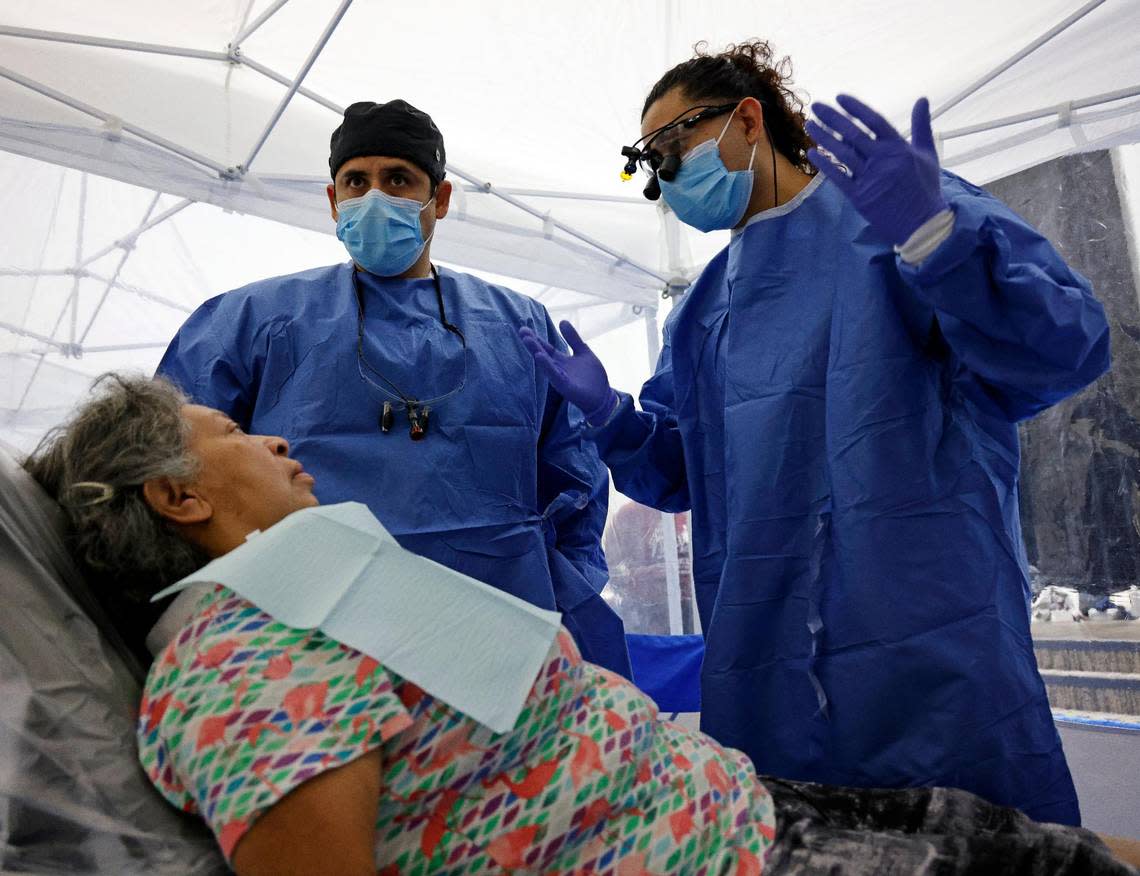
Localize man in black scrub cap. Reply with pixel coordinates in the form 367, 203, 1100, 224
157, 100, 632, 677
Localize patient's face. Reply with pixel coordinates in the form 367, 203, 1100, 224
183, 405, 318, 532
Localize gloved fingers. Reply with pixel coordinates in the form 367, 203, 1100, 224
519, 326, 557, 359
807, 148, 856, 196
835, 94, 902, 141
805, 121, 864, 174
559, 320, 592, 356
531, 350, 564, 382
810, 102, 873, 157
909, 97, 937, 155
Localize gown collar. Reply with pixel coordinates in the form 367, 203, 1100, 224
731, 172, 826, 237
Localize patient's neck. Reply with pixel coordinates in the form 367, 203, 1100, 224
181, 517, 260, 560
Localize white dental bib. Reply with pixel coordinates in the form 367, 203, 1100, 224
151, 502, 561, 733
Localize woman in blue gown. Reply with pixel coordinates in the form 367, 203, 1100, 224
521, 41, 1110, 824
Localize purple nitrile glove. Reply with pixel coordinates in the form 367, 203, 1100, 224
518, 320, 617, 423
805, 95, 948, 246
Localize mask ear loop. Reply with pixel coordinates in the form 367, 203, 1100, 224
714, 106, 738, 146
419, 194, 438, 250
717, 104, 764, 208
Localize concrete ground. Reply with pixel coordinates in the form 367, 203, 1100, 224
1058, 721, 1140, 839
1033, 620, 1140, 640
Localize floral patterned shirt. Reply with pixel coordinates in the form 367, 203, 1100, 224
138, 586, 776, 873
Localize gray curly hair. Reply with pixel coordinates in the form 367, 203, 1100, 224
23, 373, 209, 595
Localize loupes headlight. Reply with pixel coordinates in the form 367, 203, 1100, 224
619, 102, 738, 200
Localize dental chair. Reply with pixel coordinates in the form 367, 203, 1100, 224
0, 447, 225, 874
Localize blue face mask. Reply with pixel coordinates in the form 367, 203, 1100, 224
335, 189, 435, 276
659, 109, 757, 232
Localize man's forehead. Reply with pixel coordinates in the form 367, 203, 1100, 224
337, 155, 424, 176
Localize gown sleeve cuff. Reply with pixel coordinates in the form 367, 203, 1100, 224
895, 208, 956, 266
584, 389, 623, 428
896, 197, 996, 295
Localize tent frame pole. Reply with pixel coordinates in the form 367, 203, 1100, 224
940, 83, 1140, 141
928, 0, 1107, 124
5, 176, 188, 411
86, 272, 192, 313
68, 173, 87, 349
447, 163, 670, 286
81, 341, 174, 353
238, 51, 666, 285
78, 191, 161, 344
0, 268, 192, 313
239, 54, 343, 113
0, 321, 68, 350
0, 26, 230, 61
239, 0, 354, 174
230, 0, 292, 50
641, 309, 684, 636
460, 185, 648, 206
1, 10, 681, 316
0, 65, 231, 176
79, 198, 193, 267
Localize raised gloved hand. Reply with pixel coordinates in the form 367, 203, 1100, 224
806, 95, 948, 246
518, 320, 617, 423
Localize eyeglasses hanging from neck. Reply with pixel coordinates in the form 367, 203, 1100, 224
352, 264, 466, 441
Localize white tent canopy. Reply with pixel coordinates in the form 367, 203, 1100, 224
2, 0, 1140, 449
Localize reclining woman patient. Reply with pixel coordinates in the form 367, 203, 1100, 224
25, 375, 1138, 876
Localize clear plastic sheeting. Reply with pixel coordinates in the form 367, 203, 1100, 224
602, 501, 698, 635
989, 148, 1140, 600
0, 448, 224, 874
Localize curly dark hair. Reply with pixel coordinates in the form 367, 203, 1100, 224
642, 39, 815, 174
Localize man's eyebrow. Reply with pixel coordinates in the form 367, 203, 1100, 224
382, 161, 420, 176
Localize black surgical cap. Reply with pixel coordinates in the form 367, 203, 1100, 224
329, 99, 446, 184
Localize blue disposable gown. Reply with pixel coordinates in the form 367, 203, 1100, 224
157, 264, 630, 678
592, 172, 1110, 824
